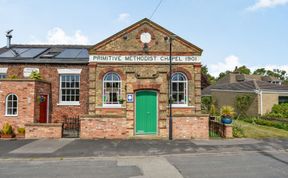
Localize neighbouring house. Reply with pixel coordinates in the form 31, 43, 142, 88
0, 18, 208, 139
207, 80, 288, 116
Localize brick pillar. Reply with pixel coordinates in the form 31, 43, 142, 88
224, 124, 233, 138
194, 64, 202, 114
88, 63, 97, 115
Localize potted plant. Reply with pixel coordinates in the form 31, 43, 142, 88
1, 123, 14, 138
119, 98, 125, 104
220, 105, 235, 124
16, 127, 25, 138
209, 104, 217, 121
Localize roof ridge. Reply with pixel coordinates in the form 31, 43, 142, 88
253, 79, 260, 90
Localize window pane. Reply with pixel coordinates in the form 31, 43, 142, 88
172, 83, 177, 92
179, 83, 185, 91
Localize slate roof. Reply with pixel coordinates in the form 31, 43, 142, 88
0, 44, 91, 64
210, 80, 288, 92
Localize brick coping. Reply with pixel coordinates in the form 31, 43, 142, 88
80, 114, 126, 119
173, 114, 209, 117
25, 123, 63, 127
0, 79, 51, 84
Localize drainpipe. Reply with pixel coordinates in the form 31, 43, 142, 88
260, 90, 263, 116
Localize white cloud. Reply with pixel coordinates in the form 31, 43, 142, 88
30, 27, 89, 45
209, 55, 242, 77
247, 0, 288, 11
117, 13, 130, 23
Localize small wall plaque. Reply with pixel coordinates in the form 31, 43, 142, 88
127, 94, 134, 103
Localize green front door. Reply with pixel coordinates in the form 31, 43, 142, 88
136, 90, 157, 135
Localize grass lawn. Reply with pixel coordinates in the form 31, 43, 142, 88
235, 120, 288, 138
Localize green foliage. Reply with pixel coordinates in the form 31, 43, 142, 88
235, 94, 254, 117
217, 70, 231, 80
201, 65, 216, 85
1, 123, 13, 135
210, 104, 217, 116
220, 105, 235, 117
253, 68, 266, 76
201, 96, 212, 113
9, 75, 18, 79
29, 71, 42, 80
234, 65, 251, 75
17, 127, 25, 134
233, 122, 245, 138
266, 104, 288, 118
241, 117, 288, 131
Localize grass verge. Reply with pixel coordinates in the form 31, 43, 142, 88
234, 120, 288, 138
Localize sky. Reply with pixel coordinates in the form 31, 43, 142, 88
0, 0, 287, 77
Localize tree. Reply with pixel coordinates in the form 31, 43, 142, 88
253, 68, 266, 76
201, 65, 216, 88
234, 65, 251, 75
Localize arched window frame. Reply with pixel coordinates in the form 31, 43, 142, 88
5, 94, 18, 116
103, 72, 122, 107
171, 72, 188, 107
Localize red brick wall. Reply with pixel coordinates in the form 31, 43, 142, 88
0, 80, 51, 132
80, 116, 128, 139
172, 115, 209, 139
25, 123, 63, 139
0, 80, 36, 130
0, 64, 89, 123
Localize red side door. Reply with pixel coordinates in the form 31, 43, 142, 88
39, 95, 48, 123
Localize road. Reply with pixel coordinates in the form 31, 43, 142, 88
1, 151, 288, 178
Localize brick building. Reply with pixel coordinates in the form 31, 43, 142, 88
0, 18, 208, 139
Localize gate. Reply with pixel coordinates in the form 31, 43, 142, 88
209, 119, 221, 138
63, 116, 80, 138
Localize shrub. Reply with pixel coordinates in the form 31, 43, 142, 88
241, 117, 288, 131
235, 94, 254, 117
1, 123, 13, 135
201, 96, 212, 113
29, 71, 42, 80
17, 127, 25, 134
266, 104, 288, 118
233, 122, 245, 138
209, 104, 217, 116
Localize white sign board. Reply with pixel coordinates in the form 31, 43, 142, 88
127, 94, 134, 103
89, 55, 201, 63
23, 68, 39, 77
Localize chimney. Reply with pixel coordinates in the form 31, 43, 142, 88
5, 29, 13, 48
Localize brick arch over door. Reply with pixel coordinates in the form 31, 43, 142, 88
98, 68, 126, 80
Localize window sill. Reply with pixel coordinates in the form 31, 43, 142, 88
101, 104, 123, 108
169, 105, 195, 108
57, 102, 80, 106
5, 115, 18, 117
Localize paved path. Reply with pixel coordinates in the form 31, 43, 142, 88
10, 139, 74, 154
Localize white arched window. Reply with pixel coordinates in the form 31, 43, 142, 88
6, 94, 18, 116
171, 72, 188, 106
103, 72, 121, 106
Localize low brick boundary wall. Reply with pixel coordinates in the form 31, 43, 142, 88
80, 115, 127, 139
172, 115, 209, 139
209, 120, 233, 138
25, 123, 63, 139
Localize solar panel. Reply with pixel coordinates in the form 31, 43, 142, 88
0, 50, 16, 57
76, 49, 89, 58
56, 48, 88, 59
20, 48, 47, 58
0, 48, 47, 58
